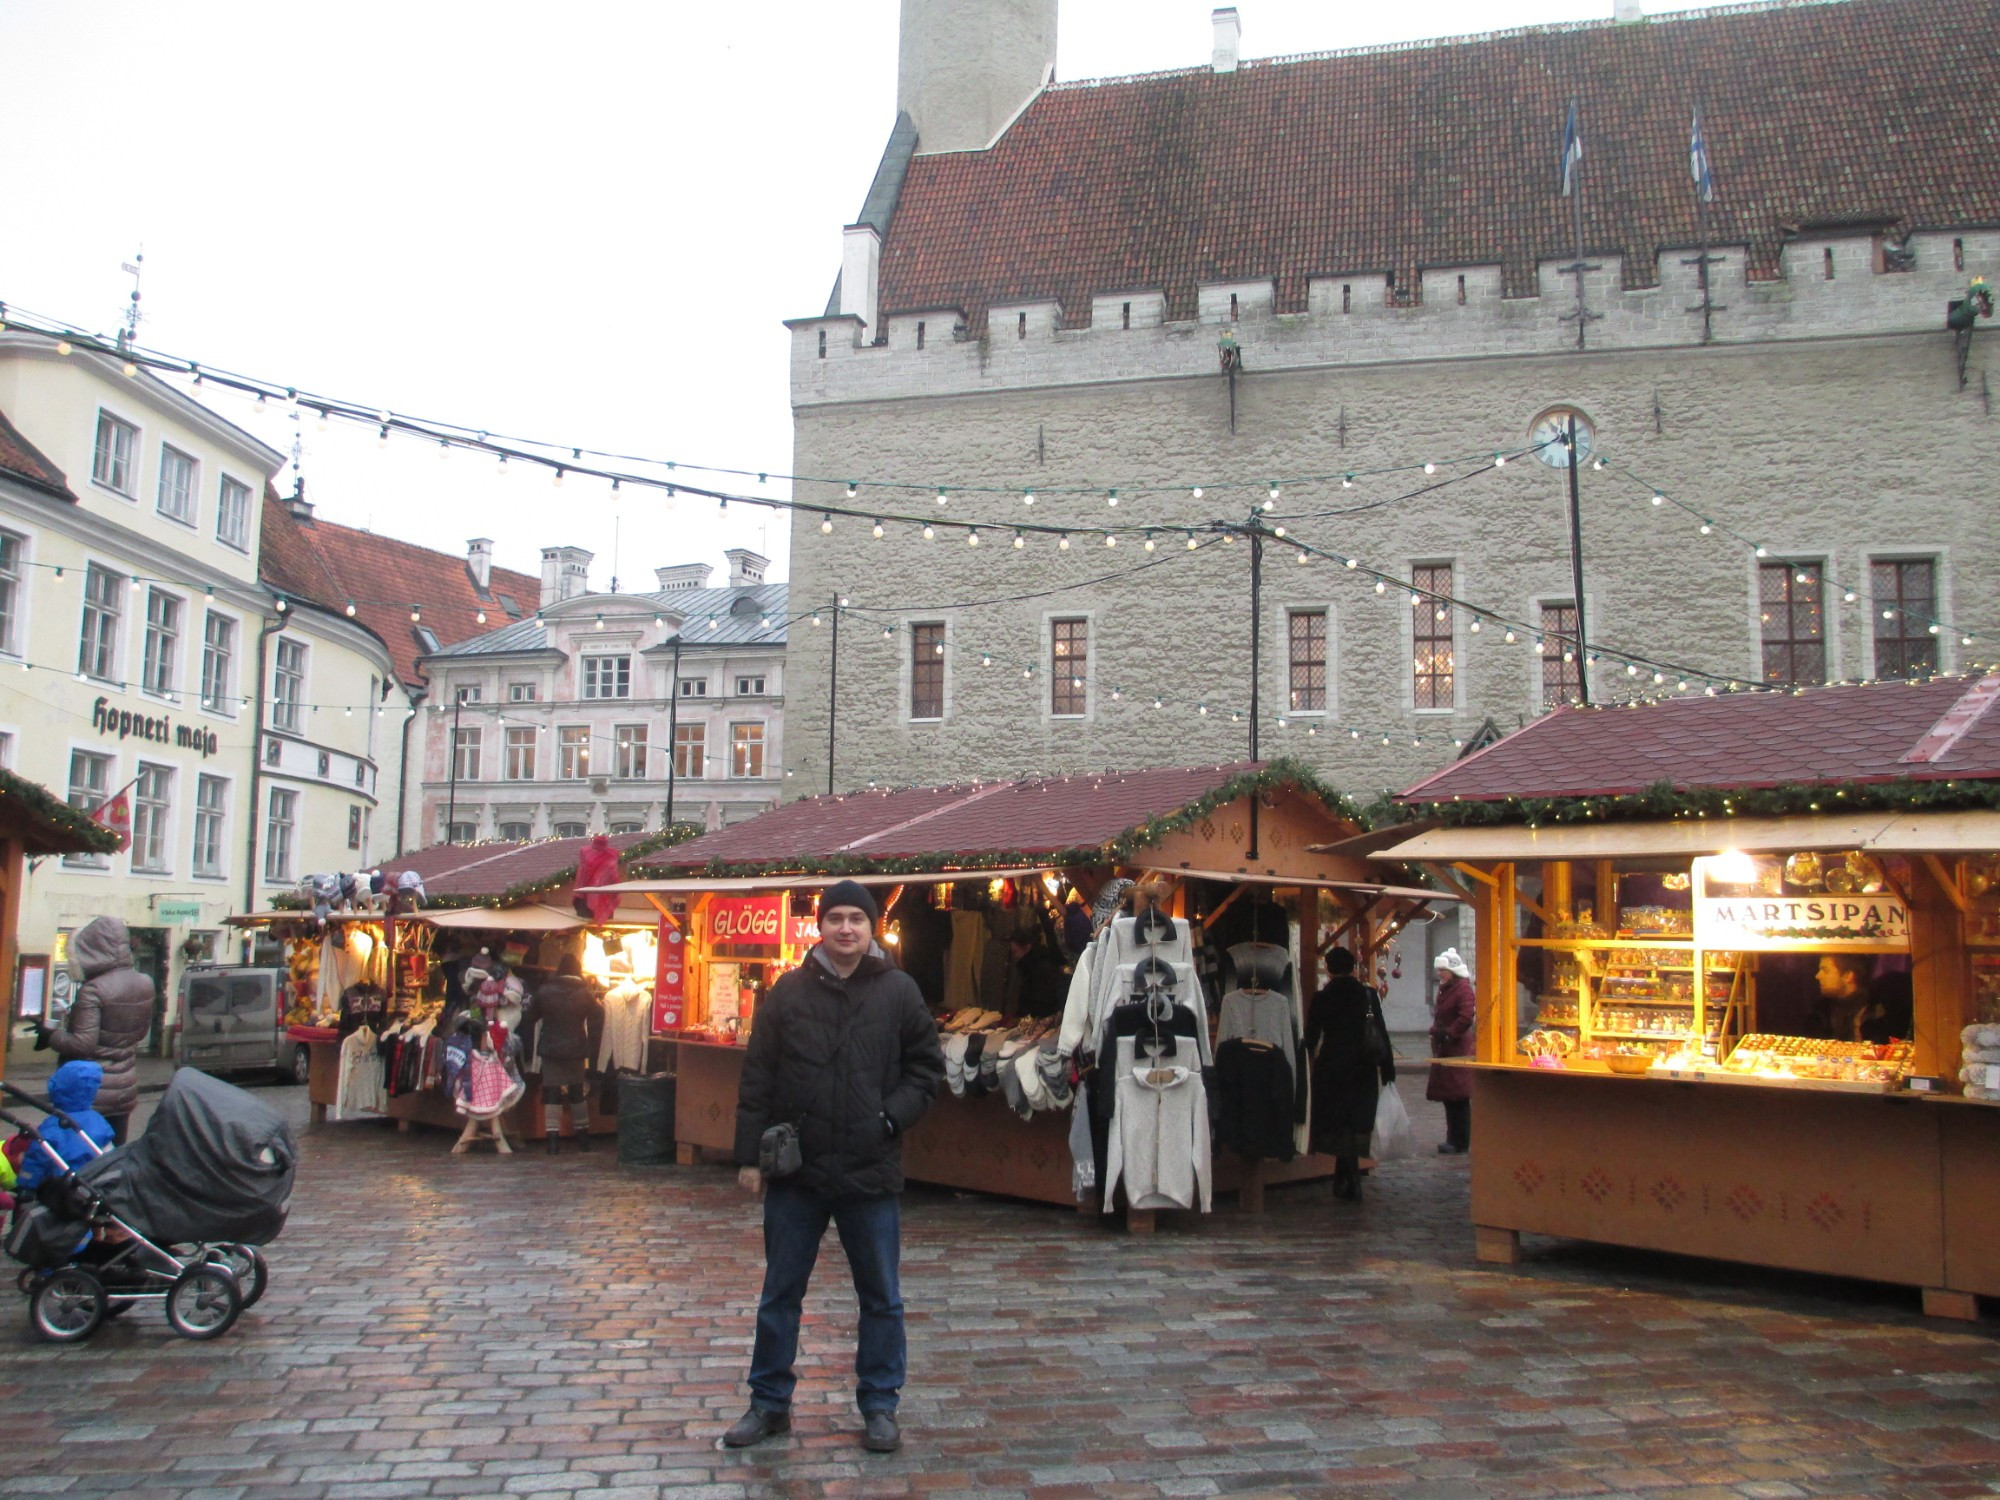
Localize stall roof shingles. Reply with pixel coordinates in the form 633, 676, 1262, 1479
379, 830, 659, 903
1398, 676, 2000, 805
655, 762, 1281, 869
0, 406, 73, 500
878, 0, 2000, 327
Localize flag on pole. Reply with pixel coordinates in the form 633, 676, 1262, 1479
1689, 106, 1716, 204
1559, 102, 1584, 197
89, 780, 135, 853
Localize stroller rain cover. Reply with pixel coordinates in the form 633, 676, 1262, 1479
78, 1068, 296, 1246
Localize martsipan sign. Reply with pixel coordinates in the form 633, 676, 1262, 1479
91, 696, 220, 759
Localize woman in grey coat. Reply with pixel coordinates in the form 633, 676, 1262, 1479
46, 916, 155, 1142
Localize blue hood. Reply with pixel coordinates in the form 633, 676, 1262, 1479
47, 1060, 104, 1112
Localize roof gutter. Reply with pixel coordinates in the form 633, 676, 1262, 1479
241, 611, 286, 941
396, 687, 424, 856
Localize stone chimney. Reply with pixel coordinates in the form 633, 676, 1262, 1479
724, 548, 769, 588
539, 546, 593, 608
285, 476, 313, 523
840, 224, 883, 336
898, 0, 1057, 155
1211, 8, 1241, 73
1613, 0, 1643, 21
654, 563, 712, 592
466, 538, 493, 592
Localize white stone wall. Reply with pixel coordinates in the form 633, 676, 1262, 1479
782, 231, 2000, 801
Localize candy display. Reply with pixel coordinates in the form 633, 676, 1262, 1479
1721, 1033, 1913, 1086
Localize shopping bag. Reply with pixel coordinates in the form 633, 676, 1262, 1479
1370, 1084, 1415, 1161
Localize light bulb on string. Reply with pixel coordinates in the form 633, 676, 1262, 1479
1191, 486, 1203, 500
820, 513, 833, 534
935, 487, 948, 505
552, 467, 565, 488
1754, 545, 1769, 557
1058, 534, 1070, 551
872, 519, 884, 539
122, 361, 138, 379
1023, 488, 1035, 506
1272, 525, 1286, 537
409, 605, 422, 623
377, 424, 389, 448
1468, 617, 1480, 632
56, 340, 72, 356
1504, 629, 1517, 643
1013, 531, 1025, 549
1341, 474, 1353, 489
967, 530, 979, 546
497, 454, 509, 477
1106, 489, 1118, 507
922, 524, 935, 540
594, 615, 606, 631
1104, 533, 1116, 547
345, 601, 356, 618
1185, 533, 1198, 550
1493, 452, 1506, 468
1296, 548, 1308, 565
1374, 580, 1386, 594
1345, 557, 1357, 569
846, 482, 857, 498
1424, 461, 1436, 475
1143, 532, 1156, 552
476, 610, 487, 625
1699, 520, 1712, 535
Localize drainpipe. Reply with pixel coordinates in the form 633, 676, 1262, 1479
395, 685, 424, 856
242, 614, 286, 955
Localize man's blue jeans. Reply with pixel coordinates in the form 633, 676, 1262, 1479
747, 1179, 905, 1415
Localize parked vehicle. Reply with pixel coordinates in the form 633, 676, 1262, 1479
173, 967, 306, 1085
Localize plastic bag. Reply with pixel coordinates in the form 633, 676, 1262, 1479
1371, 1084, 1415, 1162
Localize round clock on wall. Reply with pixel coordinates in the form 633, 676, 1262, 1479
1528, 407, 1596, 468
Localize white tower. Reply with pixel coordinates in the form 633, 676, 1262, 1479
898, 0, 1058, 155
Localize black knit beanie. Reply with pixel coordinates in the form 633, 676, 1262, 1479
818, 879, 879, 925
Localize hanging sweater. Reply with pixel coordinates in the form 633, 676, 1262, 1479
1102, 1035, 1211, 1213
1212, 1038, 1299, 1161
598, 981, 651, 1072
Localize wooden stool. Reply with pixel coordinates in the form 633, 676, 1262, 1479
452, 1114, 513, 1154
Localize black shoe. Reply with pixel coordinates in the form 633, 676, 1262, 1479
722, 1407, 790, 1448
1437, 1142, 1468, 1155
575, 1132, 592, 1152
862, 1411, 902, 1453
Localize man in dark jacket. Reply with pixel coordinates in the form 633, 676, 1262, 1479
46, 916, 154, 1143
519, 955, 604, 1153
724, 880, 943, 1456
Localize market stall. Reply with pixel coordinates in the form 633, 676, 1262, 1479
588, 760, 1459, 1223
1380, 675, 2000, 1318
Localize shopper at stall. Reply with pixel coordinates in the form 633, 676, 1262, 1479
1304, 946, 1395, 1201
1427, 948, 1476, 1155
726, 879, 944, 1456
41, 915, 154, 1145
519, 955, 604, 1153
1005, 932, 1068, 1019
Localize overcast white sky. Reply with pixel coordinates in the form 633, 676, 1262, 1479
1, 0, 1740, 593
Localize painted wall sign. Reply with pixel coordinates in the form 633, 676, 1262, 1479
653, 916, 685, 1031
1693, 855, 1911, 950
90, 696, 220, 759
155, 901, 202, 925
708, 894, 784, 944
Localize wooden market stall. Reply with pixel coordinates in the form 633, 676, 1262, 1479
586, 760, 1459, 1221
0, 771, 123, 1082
1379, 675, 2000, 1318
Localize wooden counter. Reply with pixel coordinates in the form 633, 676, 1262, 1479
1467, 1063, 2000, 1318
667, 1036, 1336, 1212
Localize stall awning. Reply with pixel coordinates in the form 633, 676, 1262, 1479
580, 867, 1053, 896
1377, 809, 1997, 863
422, 904, 588, 932
1138, 867, 1464, 904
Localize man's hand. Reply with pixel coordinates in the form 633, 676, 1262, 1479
737, 1166, 764, 1198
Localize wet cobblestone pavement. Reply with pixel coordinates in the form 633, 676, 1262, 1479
0, 1080, 1996, 1498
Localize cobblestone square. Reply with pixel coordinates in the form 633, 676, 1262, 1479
0, 1081, 1995, 1498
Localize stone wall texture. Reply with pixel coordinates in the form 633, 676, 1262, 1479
783, 231, 1999, 804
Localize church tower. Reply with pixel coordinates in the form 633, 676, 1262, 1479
897, 0, 1058, 154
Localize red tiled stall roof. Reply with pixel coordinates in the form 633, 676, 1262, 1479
259, 499, 540, 689
644, 762, 1353, 873
879, 0, 2000, 327
378, 830, 667, 906
1397, 676, 2000, 806
0, 406, 73, 500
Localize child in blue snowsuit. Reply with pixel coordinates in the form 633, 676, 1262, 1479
15, 1060, 116, 1196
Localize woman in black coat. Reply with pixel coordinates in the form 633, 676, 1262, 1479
1303, 946, 1395, 1202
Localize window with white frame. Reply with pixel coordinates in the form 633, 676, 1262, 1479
455, 683, 482, 703
608, 821, 641, 835
192, 774, 227, 878
78, 566, 123, 681
1871, 557, 1940, 680
614, 724, 648, 779
0, 530, 21, 655
910, 623, 945, 719
131, 763, 173, 873
558, 725, 590, 778
735, 675, 766, 696
0, 732, 12, 769
216, 477, 251, 551
498, 820, 532, 842
272, 638, 306, 732
552, 821, 587, 839
504, 726, 536, 780
1539, 602, 1584, 709
64, 750, 112, 869
674, 722, 705, 778
452, 726, 482, 780
1411, 563, 1455, 710
157, 446, 197, 524
201, 611, 235, 712
92, 412, 137, 495
446, 820, 478, 845
1759, 561, 1826, 687
582, 656, 631, 700
264, 788, 297, 883
142, 589, 180, 697
678, 677, 707, 698
730, 722, 765, 778
1050, 618, 1088, 716
507, 681, 537, 702
1287, 610, 1328, 712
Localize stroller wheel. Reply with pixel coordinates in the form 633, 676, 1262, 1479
204, 1245, 268, 1310
30, 1268, 107, 1343
166, 1265, 241, 1341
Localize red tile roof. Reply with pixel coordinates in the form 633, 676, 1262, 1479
374, 830, 666, 905
643, 761, 1350, 873
880, 0, 1999, 327
0, 406, 73, 500
257, 494, 540, 689
1397, 676, 2000, 804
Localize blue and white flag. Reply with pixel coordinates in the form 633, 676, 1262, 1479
1559, 102, 1584, 197
1689, 106, 1715, 204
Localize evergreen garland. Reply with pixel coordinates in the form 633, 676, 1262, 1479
1403, 776, 2000, 830
1, 768, 122, 855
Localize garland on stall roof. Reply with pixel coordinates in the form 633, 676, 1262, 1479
628, 760, 1363, 881
1403, 776, 2000, 830
1, 769, 122, 855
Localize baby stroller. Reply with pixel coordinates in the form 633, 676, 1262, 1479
2, 1069, 295, 1342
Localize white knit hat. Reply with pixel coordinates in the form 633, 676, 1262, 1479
1434, 948, 1471, 978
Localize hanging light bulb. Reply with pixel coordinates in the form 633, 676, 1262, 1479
1106, 489, 1118, 507
377, 424, 390, 448
410, 605, 422, 622
1022, 666, 1032, 679
497, 454, 509, 477
845, 481, 857, 498
1023, 488, 1035, 506
967, 529, 980, 546
1699, 520, 1713, 535
275, 597, 287, 612
819, 513, 833, 534
1341, 474, 1353, 489
1374, 580, 1387, 594
1504, 629, 1517, 643
1652, 492, 1665, 507
594, 615, 606, 630
921, 524, 935, 540
552, 467, 566, 488
980, 652, 992, 666
1469, 617, 1481, 632
1143, 532, 1156, 552
1423, 461, 1436, 475
121, 360, 138, 379
1191, 485, 1203, 499
1153, 697, 1164, 709
1186, 533, 1198, 550
1493, 452, 1506, 467
811, 612, 821, 627
345, 601, 357, 618
56, 339, 73, 356
1267, 482, 1280, 503
1754, 545, 1769, 557
935, 487, 948, 505
476, 609, 487, 625
872, 519, 884, 539
1058, 534, 1070, 551
1295, 549, 1309, 566
1104, 533, 1116, 547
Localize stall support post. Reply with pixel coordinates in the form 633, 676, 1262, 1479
1910, 856, 1969, 1082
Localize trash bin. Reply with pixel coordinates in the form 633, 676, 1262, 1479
616, 1071, 676, 1166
